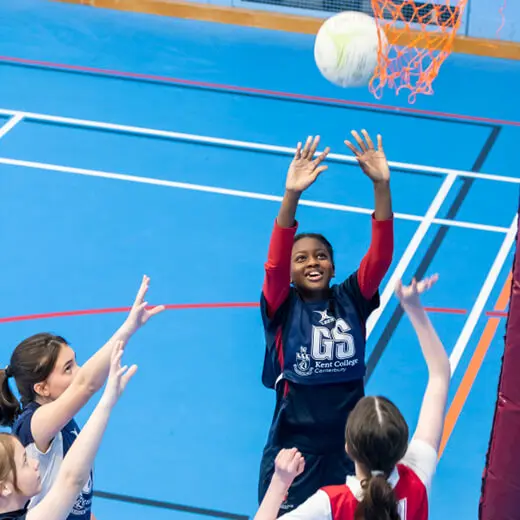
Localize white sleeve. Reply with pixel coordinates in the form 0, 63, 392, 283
401, 439, 438, 491
279, 490, 332, 520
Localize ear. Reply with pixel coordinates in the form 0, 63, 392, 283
0, 481, 13, 498
33, 381, 50, 399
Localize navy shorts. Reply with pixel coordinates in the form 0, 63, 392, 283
258, 444, 355, 515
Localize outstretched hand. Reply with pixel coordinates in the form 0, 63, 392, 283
395, 274, 439, 308
344, 129, 389, 184
123, 275, 165, 336
101, 340, 137, 408
285, 136, 330, 194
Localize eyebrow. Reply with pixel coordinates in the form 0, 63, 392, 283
293, 248, 328, 256
62, 355, 76, 370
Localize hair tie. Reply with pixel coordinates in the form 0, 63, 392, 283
4, 365, 12, 379
371, 470, 385, 477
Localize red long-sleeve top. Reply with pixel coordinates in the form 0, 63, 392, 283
263, 215, 394, 317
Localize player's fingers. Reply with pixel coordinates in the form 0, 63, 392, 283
276, 449, 290, 465
121, 365, 138, 390
111, 340, 124, 362
279, 450, 293, 470
351, 130, 367, 152
302, 136, 313, 159
377, 134, 384, 152
148, 304, 166, 317
344, 140, 360, 157
309, 135, 321, 158
294, 142, 302, 160
134, 275, 149, 305
425, 273, 439, 290
111, 345, 124, 371
361, 129, 374, 150
313, 165, 328, 178
313, 146, 330, 166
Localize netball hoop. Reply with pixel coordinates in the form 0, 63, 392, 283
368, 0, 469, 102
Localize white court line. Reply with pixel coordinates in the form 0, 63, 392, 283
0, 157, 507, 234
433, 219, 508, 234
449, 214, 518, 375
366, 173, 458, 338
0, 114, 23, 139
0, 107, 519, 185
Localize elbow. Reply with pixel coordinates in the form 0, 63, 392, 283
376, 255, 393, 277
430, 360, 451, 389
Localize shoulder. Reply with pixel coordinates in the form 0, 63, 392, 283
321, 483, 357, 518
61, 418, 81, 448
334, 272, 375, 303
280, 490, 332, 520
12, 403, 39, 445
400, 439, 438, 492
333, 272, 380, 321
260, 288, 296, 327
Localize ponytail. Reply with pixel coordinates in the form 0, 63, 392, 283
345, 396, 409, 520
0, 333, 66, 427
355, 474, 400, 520
0, 368, 21, 427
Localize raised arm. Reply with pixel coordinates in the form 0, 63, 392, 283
31, 275, 164, 453
263, 137, 329, 317
28, 341, 135, 520
345, 130, 393, 299
396, 275, 451, 452
255, 449, 306, 520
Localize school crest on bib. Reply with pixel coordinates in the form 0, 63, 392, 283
294, 347, 314, 376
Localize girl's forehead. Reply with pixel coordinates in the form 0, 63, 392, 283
293, 237, 328, 252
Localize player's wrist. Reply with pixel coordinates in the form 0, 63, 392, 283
271, 473, 294, 492
372, 177, 390, 188
284, 187, 303, 198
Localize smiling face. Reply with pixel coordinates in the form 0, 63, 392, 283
291, 236, 335, 298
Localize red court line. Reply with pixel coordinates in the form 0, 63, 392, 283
0, 302, 260, 323
439, 271, 512, 457
0, 303, 469, 324
485, 310, 508, 317
1, 55, 519, 128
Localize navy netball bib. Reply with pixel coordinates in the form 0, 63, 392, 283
261, 273, 378, 388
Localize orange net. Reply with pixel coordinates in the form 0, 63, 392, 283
368, 0, 469, 102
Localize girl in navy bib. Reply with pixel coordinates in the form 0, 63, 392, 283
256, 276, 449, 520
0, 276, 163, 520
258, 132, 394, 513
0, 341, 136, 520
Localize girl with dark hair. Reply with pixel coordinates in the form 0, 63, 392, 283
256, 275, 450, 520
0, 276, 164, 520
259, 132, 394, 512
0, 340, 135, 520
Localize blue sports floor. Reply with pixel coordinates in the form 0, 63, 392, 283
0, 1, 519, 519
